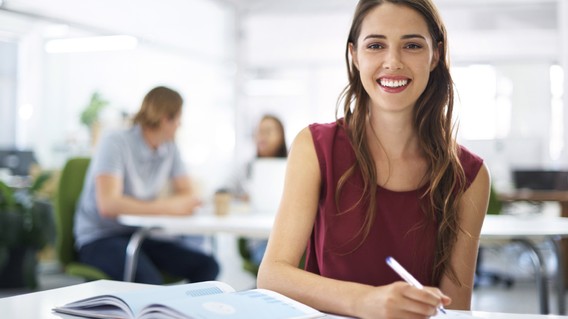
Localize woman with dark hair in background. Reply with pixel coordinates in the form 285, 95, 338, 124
232, 114, 288, 201
256, 114, 287, 159
238, 114, 288, 268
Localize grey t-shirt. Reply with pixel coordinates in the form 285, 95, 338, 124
73, 125, 187, 249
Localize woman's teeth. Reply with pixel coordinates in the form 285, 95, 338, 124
379, 78, 409, 88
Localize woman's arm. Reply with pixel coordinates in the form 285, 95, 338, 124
257, 127, 449, 319
440, 163, 490, 309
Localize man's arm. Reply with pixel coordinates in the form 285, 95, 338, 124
95, 174, 201, 218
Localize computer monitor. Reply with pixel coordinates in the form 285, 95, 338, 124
249, 158, 287, 214
0, 149, 37, 176
512, 169, 568, 191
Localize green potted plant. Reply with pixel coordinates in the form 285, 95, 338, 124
80, 91, 109, 146
0, 172, 55, 289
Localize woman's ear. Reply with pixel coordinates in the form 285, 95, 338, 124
430, 42, 442, 71
349, 42, 359, 70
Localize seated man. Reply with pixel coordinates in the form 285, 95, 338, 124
74, 86, 219, 284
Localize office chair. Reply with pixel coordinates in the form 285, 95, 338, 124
238, 237, 260, 276
54, 157, 110, 281
475, 185, 514, 288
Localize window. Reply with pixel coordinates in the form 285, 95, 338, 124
550, 64, 564, 160
453, 64, 512, 140
0, 40, 17, 146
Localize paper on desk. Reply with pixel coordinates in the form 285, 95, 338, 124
324, 309, 483, 318
434, 310, 485, 318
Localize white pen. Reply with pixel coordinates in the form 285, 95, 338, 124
386, 256, 447, 315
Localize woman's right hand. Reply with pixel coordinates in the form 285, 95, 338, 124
353, 282, 451, 319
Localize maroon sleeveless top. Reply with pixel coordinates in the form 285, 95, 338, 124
305, 121, 483, 286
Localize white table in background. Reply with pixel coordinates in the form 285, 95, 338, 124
0, 279, 565, 319
479, 214, 568, 315
119, 212, 274, 239
118, 211, 274, 285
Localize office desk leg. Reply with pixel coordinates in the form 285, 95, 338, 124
513, 239, 549, 315
561, 202, 568, 291
124, 228, 154, 282
550, 236, 566, 315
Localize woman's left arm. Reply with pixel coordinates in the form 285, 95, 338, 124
440, 163, 491, 310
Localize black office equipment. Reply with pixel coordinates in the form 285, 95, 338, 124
0, 149, 37, 176
512, 169, 568, 191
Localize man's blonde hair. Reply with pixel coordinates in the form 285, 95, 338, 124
133, 86, 183, 129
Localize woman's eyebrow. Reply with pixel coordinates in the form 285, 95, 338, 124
401, 34, 427, 40
363, 34, 427, 40
363, 34, 386, 40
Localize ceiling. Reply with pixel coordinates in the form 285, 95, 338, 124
0, 0, 558, 23
0, 0, 560, 55
222, 0, 556, 13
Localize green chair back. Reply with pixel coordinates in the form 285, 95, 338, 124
54, 157, 109, 280
238, 237, 260, 276
487, 184, 502, 215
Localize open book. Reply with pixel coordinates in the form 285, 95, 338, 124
52, 281, 324, 319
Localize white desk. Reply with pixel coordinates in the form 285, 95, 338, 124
480, 215, 568, 315
119, 213, 274, 239
0, 280, 153, 318
119, 213, 568, 315
0, 280, 565, 319
481, 214, 568, 238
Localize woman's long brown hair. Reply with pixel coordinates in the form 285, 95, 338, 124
335, 0, 466, 286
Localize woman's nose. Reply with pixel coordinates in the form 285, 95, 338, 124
383, 49, 403, 70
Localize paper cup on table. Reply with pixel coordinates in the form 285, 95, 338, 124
214, 190, 232, 216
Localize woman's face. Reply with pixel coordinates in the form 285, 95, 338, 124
256, 118, 284, 157
350, 3, 439, 114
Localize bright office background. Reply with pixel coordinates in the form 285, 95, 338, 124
0, 0, 567, 197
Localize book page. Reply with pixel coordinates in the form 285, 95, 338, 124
52, 305, 133, 319
53, 281, 234, 319
137, 288, 324, 319
53, 295, 135, 319
433, 310, 485, 318
122, 281, 235, 315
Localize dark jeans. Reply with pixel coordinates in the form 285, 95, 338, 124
78, 234, 220, 284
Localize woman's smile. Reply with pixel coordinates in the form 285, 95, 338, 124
377, 76, 412, 93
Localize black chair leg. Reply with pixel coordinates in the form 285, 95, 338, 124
475, 247, 515, 289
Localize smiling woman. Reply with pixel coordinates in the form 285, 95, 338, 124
256, 1, 490, 318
